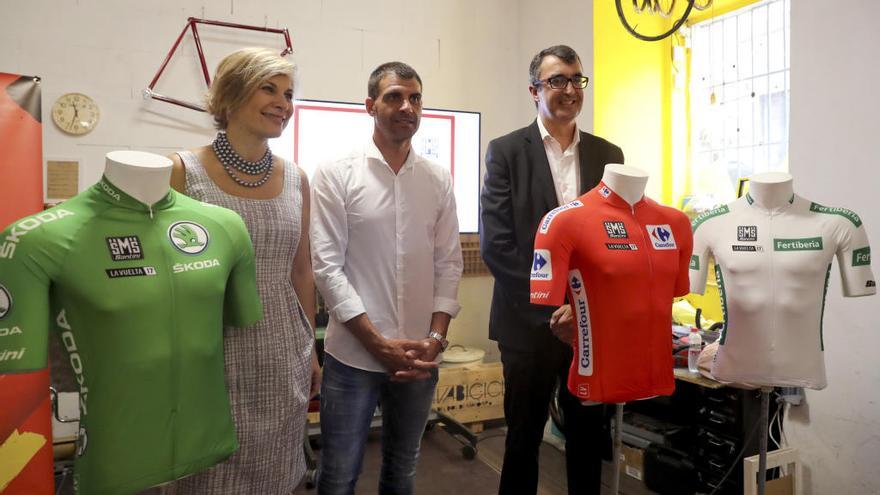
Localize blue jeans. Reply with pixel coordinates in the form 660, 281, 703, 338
317, 353, 438, 495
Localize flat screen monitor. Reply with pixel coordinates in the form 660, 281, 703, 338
270, 99, 481, 233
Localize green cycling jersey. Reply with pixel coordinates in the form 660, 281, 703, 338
0, 177, 262, 494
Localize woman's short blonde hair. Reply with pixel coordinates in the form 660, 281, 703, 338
206, 47, 296, 129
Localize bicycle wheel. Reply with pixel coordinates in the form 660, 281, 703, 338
694, 0, 713, 11
632, 0, 653, 14
654, 0, 677, 18
616, 0, 696, 42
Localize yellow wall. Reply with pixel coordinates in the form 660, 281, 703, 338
594, 0, 760, 321
593, 2, 673, 204
594, 0, 761, 206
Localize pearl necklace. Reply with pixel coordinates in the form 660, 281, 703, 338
212, 131, 273, 188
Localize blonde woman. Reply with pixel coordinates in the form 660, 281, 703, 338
164, 47, 319, 494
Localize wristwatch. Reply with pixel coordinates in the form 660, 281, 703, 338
428, 331, 449, 351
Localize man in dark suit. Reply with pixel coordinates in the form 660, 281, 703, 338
480, 45, 624, 495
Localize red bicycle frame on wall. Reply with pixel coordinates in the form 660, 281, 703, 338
145, 17, 293, 112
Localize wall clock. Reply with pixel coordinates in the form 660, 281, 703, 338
52, 93, 99, 135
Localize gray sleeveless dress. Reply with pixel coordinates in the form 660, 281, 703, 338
165, 151, 313, 494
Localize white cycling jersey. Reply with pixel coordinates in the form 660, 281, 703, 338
690, 193, 875, 389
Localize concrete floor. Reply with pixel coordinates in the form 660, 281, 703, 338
56, 423, 656, 494
295, 424, 657, 495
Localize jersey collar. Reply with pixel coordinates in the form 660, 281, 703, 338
594, 181, 647, 210
93, 176, 176, 212
744, 192, 796, 214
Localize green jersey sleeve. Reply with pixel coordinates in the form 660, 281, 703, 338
0, 209, 75, 373
0, 256, 50, 372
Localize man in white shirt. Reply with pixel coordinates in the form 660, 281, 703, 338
311, 61, 463, 495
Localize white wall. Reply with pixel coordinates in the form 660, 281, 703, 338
514, 1, 596, 132
0, 0, 524, 187
0, 0, 597, 365
0, 0, 593, 192
788, 1, 880, 494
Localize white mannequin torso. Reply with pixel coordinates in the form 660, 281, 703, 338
104, 151, 173, 206
747, 172, 794, 210
601, 164, 648, 205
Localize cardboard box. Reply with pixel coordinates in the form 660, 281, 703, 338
619, 445, 645, 481
766, 474, 794, 495
432, 362, 505, 423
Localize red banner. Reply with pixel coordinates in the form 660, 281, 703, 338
0, 73, 53, 495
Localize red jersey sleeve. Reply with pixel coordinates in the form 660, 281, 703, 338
530, 200, 584, 306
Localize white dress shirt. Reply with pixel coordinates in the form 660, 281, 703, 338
537, 117, 581, 205
311, 140, 463, 372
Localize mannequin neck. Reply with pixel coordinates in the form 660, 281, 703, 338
103, 151, 173, 206
602, 164, 648, 206
748, 172, 794, 210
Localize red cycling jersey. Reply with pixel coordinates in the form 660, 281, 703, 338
530, 183, 692, 403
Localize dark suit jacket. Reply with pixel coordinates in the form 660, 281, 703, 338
480, 120, 624, 352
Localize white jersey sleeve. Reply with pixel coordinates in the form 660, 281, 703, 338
688, 205, 729, 294
820, 204, 876, 296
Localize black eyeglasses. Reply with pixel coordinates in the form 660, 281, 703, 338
534, 75, 590, 90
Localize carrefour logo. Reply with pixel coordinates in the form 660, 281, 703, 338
538, 201, 583, 234
534, 252, 548, 271
168, 221, 209, 255
646, 224, 677, 250
530, 250, 552, 280
774, 237, 823, 251
0, 284, 10, 319
569, 269, 593, 377
654, 226, 671, 241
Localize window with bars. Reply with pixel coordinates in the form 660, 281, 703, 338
689, 0, 790, 199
